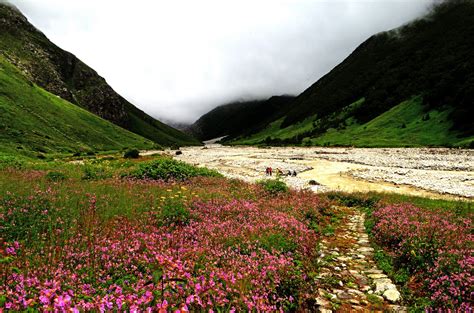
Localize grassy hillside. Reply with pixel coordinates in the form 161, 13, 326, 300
0, 2, 199, 146
0, 55, 156, 157
232, 97, 474, 147
281, 1, 474, 137
189, 96, 295, 141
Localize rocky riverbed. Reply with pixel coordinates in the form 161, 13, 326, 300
167, 145, 473, 199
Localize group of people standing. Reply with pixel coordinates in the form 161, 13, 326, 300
265, 167, 297, 177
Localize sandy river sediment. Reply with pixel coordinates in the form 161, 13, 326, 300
146, 145, 474, 200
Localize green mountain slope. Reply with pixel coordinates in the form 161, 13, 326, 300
0, 2, 199, 146
233, 97, 474, 147
228, 1, 474, 147
188, 96, 295, 140
281, 1, 474, 133
0, 55, 156, 156
309, 97, 473, 147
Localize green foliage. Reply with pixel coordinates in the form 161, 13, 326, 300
257, 179, 289, 195
158, 199, 191, 226
128, 158, 222, 181
327, 192, 380, 208
45, 171, 67, 182
123, 149, 140, 159
258, 233, 297, 253
0, 155, 25, 170
82, 164, 111, 180
0, 192, 55, 243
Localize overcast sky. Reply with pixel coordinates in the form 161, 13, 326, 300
10, 0, 434, 124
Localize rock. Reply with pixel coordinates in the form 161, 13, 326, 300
309, 179, 320, 185
368, 273, 388, 279
349, 299, 360, 305
334, 266, 341, 271
388, 305, 408, 312
347, 289, 363, 296
175, 150, 183, 155
315, 297, 330, 307
383, 289, 401, 303
317, 308, 333, 313
365, 269, 383, 274
338, 280, 343, 287
337, 292, 352, 300
361, 286, 371, 292
375, 279, 397, 293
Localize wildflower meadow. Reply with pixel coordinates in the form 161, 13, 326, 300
0, 154, 472, 311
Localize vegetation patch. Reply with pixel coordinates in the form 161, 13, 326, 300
127, 157, 222, 181
367, 204, 472, 310
123, 148, 140, 159
257, 179, 289, 195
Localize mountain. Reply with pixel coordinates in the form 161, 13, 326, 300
189, 95, 295, 141
0, 54, 157, 156
228, 0, 474, 147
0, 2, 199, 147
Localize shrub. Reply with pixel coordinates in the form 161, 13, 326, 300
258, 233, 297, 253
158, 199, 191, 226
123, 148, 140, 159
258, 179, 289, 195
45, 171, 67, 182
127, 158, 222, 181
0, 156, 25, 170
82, 164, 111, 180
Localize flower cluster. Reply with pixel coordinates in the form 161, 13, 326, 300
371, 204, 473, 309
1, 180, 326, 311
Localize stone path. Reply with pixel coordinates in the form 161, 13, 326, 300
313, 207, 406, 312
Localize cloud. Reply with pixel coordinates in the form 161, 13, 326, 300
11, 0, 434, 123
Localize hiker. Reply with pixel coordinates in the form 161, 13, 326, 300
287, 170, 292, 177
265, 167, 270, 176
276, 168, 283, 177
269, 167, 273, 176
292, 169, 297, 177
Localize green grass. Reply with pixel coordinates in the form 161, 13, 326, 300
231, 116, 317, 145
0, 56, 156, 157
312, 97, 472, 147
232, 97, 474, 148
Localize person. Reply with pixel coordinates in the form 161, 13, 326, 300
292, 170, 297, 177
287, 170, 292, 176
276, 168, 283, 177
269, 167, 273, 176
